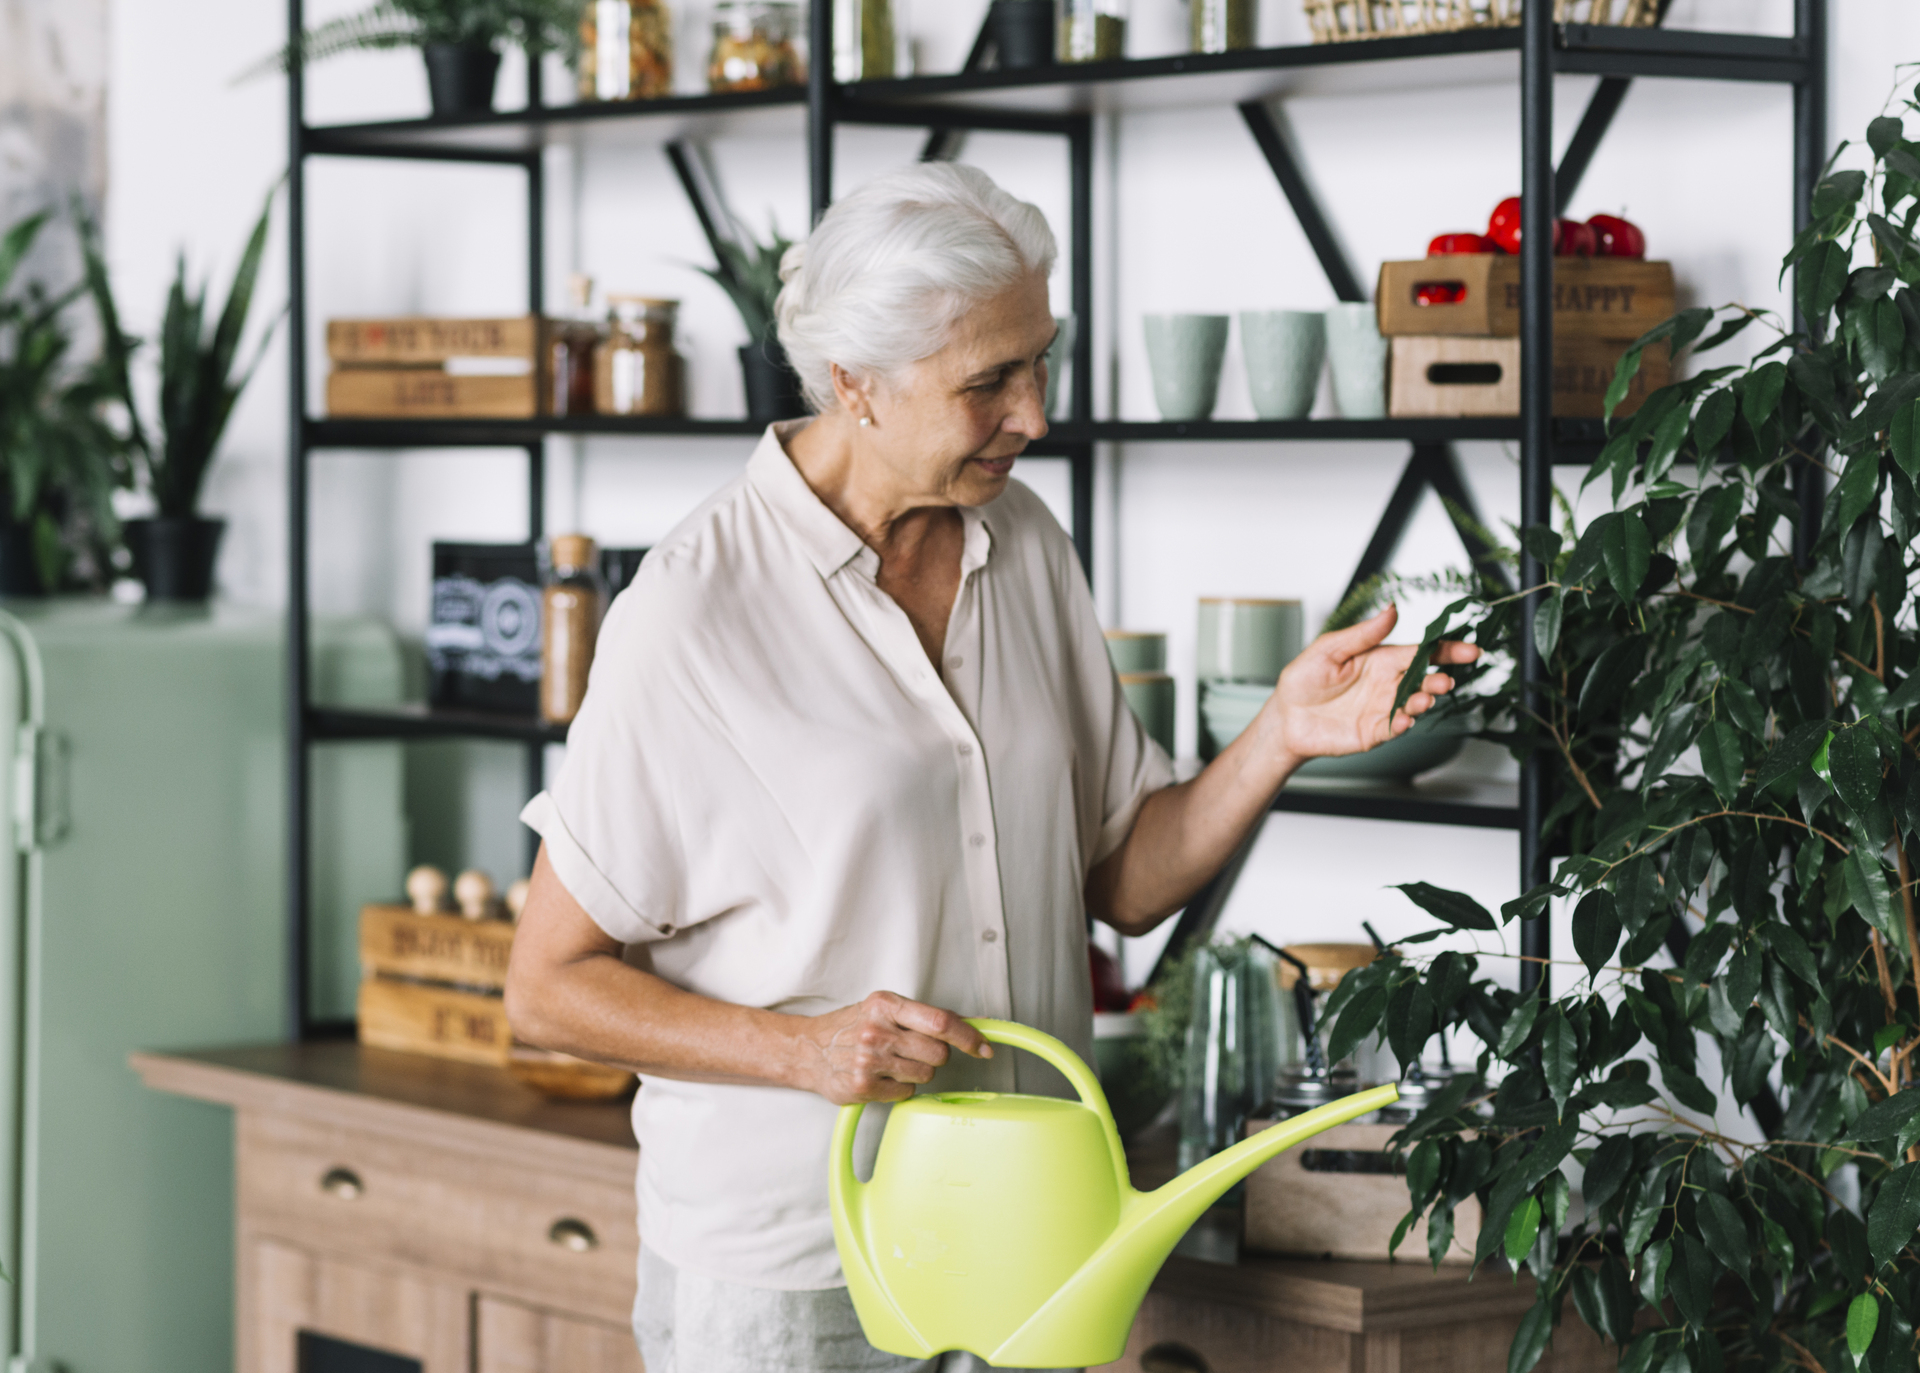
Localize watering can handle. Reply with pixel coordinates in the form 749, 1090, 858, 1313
966, 1018, 1110, 1113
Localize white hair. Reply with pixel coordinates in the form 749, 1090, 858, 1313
774, 163, 1058, 412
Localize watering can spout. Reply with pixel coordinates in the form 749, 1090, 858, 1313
986, 1081, 1400, 1368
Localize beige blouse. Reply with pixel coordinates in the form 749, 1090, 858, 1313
521, 423, 1172, 1290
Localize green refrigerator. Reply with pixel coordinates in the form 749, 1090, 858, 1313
0, 602, 405, 1373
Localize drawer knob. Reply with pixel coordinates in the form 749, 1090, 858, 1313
1142, 1343, 1209, 1373
319, 1167, 364, 1201
549, 1218, 599, 1253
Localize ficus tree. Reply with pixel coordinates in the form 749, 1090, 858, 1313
1321, 86, 1920, 1373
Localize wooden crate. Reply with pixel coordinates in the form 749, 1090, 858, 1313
1388, 334, 1670, 419
360, 904, 515, 991
358, 977, 512, 1067
1376, 256, 1675, 339
1242, 1121, 1482, 1263
326, 369, 538, 419
327, 316, 539, 365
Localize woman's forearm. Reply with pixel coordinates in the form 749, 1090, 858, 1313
1085, 706, 1299, 937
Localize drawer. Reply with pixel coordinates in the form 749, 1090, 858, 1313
239, 1110, 638, 1326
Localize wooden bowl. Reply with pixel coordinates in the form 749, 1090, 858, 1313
507, 1047, 636, 1101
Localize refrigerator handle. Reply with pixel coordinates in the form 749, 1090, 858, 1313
12, 726, 67, 853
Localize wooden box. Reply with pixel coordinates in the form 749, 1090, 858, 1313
360, 904, 515, 990
1242, 1121, 1482, 1263
327, 316, 540, 365
1376, 256, 1675, 339
326, 369, 538, 419
1388, 334, 1670, 419
358, 976, 513, 1067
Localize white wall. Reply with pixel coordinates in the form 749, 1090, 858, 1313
102, 0, 1920, 973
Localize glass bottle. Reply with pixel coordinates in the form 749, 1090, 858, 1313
579, 0, 673, 101
833, 0, 896, 81
1176, 938, 1282, 1172
541, 534, 605, 725
1058, 0, 1125, 61
593, 297, 687, 417
1190, 0, 1255, 52
710, 1, 808, 91
546, 273, 601, 416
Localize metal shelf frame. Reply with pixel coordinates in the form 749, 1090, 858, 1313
286, 0, 1829, 1036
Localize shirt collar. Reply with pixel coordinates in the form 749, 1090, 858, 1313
748, 421, 997, 580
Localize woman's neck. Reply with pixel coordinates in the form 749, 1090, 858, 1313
786, 412, 957, 561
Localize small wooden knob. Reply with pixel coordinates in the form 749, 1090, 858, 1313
504, 879, 530, 922
320, 1167, 363, 1201
453, 869, 496, 921
548, 1217, 598, 1252
405, 865, 447, 915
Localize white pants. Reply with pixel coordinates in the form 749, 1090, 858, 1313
632, 1246, 1081, 1373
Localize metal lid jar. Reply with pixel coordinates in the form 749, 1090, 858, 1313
709, 1, 807, 91
594, 297, 685, 418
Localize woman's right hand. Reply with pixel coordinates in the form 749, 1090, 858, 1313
800, 991, 993, 1105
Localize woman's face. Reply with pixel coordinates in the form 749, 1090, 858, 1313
857, 269, 1056, 509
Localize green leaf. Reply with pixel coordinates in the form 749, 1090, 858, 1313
1813, 169, 1867, 220
1543, 1010, 1578, 1115
1867, 1161, 1920, 1269
1858, 297, 1907, 380
1664, 1061, 1718, 1115
1893, 397, 1920, 481
1507, 1298, 1555, 1373
1604, 345, 1649, 420
1534, 590, 1563, 662
1742, 361, 1787, 428
1392, 882, 1496, 931
1758, 922, 1820, 987
1868, 115, 1906, 159
1848, 1293, 1882, 1360
1852, 1087, 1920, 1141
1326, 982, 1390, 1068
1696, 1191, 1752, 1276
1799, 239, 1850, 322
1502, 883, 1564, 925
1669, 1233, 1717, 1329
1847, 849, 1901, 942
1583, 1135, 1635, 1214
1497, 993, 1541, 1061
1572, 890, 1621, 982
1406, 1137, 1442, 1208
1580, 637, 1648, 720
1603, 512, 1653, 603
1639, 405, 1692, 493
1427, 1199, 1455, 1267
1692, 388, 1736, 461
1504, 1192, 1543, 1265
1638, 1239, 1672, 1306
1697, 718, 1747, 800
1754, 719, 1830, 794
1827, 724, 1884, 815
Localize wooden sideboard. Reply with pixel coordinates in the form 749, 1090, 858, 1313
137, 1045, 1609, 1373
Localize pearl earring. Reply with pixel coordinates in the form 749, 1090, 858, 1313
859, 416, 871, 427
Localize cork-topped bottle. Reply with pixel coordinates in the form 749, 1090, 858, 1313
541, 534, 605, 725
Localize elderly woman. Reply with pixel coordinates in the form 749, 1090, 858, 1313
506, 163, 1475, 1373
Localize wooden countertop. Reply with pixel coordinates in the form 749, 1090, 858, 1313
135, 1043, 1528, 1333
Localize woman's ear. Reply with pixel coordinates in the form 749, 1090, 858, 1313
828, 362, 874, 423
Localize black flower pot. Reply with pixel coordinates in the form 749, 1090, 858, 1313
739, 339, 810, 425
422, 42, 501, 117
0, 521, 45, 597
126, 517, 226, 603
988, 0, 1055, 70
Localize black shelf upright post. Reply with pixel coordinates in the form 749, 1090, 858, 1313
1791, 0, 1828, 563
286, 0, 312, 1042
1517, 0, 1553, 999
808, 0, 834, 223
523, 138, 547, 867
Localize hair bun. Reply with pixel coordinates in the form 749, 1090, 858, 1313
778, 241, 806, 285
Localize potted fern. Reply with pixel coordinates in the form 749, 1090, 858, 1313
256, 0, 580, 117
82, 192, 279, 602
0, 211, 128, 595
1319, 88, 1920, 1373
697, 222, 810, 424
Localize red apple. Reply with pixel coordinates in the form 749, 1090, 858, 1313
1588, 212, 1647, 258
1555, 218, 1597, 256
1427, 231, 1494, 256
1486, 196, 1523, 254
1090, 943, 1130, 1013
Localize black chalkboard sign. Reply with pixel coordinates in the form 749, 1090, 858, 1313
426, 542, 542, 714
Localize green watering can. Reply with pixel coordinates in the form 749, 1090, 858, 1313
829, 1018, 1398, 1368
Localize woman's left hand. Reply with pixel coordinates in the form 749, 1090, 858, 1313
1264, 604, 1480, 767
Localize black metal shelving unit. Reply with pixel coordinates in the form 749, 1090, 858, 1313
285, 0, 1827, 1037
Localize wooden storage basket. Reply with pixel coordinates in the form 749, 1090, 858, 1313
1303, 0, 1657, 42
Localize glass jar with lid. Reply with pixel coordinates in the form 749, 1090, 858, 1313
1058, 0, 1125, 61
1190, 0, 1255, 52
709, 1, 808, 91
832, 0, 897, 82
594, 296, 686, 418
540, 534, 606, 726
545, 273, 602, 416
578, 0, 673, 101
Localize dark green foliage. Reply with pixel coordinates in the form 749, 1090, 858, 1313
81, 192, 279, 518
1347, 97, 1920, 1373
0, 210, 131, 589
247, 0, 582, 75
694, 222, 797, 346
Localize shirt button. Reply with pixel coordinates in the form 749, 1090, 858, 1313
948, 655, 964, 669
957, 742, 974, 757
982, 929, 998, 943
969, 833, 986, 848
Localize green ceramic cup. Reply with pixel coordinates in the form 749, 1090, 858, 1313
1239, 310, 1325, 420
1143, 314, 1230, 421
1196, 598, 1303, 682
1119, 672, 1176, 755
1104, 629, 1167, 674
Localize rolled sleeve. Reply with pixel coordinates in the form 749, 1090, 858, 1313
520, 790, 672, 944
